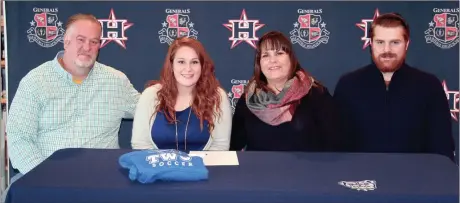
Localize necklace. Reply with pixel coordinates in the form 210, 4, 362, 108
270, 82, 285, 93
274, 86, 283, 92
175, 106, 192, 151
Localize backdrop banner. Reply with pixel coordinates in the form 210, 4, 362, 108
5, 1, 459, 163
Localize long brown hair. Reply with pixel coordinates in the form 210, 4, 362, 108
147, 37, 222, 132
247, 31, 315, 94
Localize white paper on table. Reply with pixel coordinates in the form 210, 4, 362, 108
188, 151, 239, 166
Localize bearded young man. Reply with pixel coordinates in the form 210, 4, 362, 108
333, 13, 455, 161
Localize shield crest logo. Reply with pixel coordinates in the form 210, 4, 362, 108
159, 10, 199, 45
33, 12, 58, 41
433, 13, 459, 42
166, 14, 190, 40
297, 14, 322, 43
290, 10, 330, 49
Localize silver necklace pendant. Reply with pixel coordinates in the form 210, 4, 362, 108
175, 106, 192, 151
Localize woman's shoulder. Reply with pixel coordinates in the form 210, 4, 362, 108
217, 86, 228, 98
302, 80, 332, 101
310, 80, 330, 94
138, 83, 162, 103
142, 83, 162, 95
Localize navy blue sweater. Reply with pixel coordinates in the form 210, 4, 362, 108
333, 63, 455, 161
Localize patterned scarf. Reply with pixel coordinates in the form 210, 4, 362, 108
245, 70, 314, 126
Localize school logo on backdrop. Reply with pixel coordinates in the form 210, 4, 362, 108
356, 9, 380, 49
442, 80, 459, 121
228, 79, 249, 114
424, 8, 459, 49
290, 9, 330, 49
98, 9, 133, 49
223, 9, 265, 49
27, 7, 64, 48
159, 9, 198, 45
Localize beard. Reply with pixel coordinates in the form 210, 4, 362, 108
74, 55, 95, 69
372, 51, 405, 73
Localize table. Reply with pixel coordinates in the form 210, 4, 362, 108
6, 148, 459, 203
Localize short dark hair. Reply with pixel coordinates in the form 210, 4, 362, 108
370, 13, 410, 41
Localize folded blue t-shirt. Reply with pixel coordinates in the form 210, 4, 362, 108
119, 149, 208, 184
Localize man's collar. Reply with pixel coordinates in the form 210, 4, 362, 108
52, 50, 98, 83
52, 50, 73, 81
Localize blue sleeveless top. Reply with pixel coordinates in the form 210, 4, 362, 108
151, 106, 210, 151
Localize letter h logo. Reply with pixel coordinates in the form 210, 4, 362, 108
223, 9, 265, 49
101, 20, 125, 40
98, 8, 133, 49
232, 21, 256, 41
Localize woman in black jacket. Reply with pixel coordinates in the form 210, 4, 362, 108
230, 31, 344, 152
